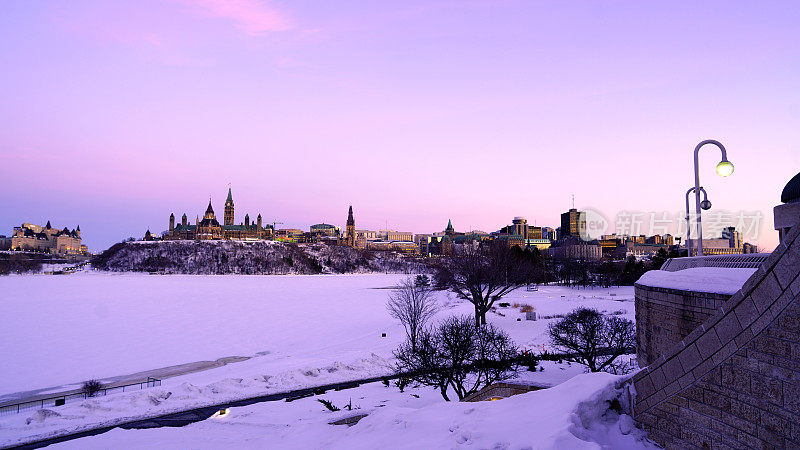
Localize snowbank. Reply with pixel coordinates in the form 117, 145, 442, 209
0, 355, 393, 448
57, 372, 653, 449
313, 372, 650, 449
635, 267, 756, 295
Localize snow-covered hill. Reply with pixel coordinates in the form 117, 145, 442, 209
92, 240, 423, 275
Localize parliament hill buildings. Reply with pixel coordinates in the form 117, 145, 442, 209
161, 188, 272, 241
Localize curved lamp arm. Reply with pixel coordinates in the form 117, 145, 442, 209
693, 140, 730, 256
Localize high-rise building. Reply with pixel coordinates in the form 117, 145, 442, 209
560, 208, 586, 238
722, 226, 742, 249
512, 216, 528, 240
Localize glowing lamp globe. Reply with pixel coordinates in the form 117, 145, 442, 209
716, 160, 734, 177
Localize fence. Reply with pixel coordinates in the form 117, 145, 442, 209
659, 253, 770, 272
0, 377, 161, 416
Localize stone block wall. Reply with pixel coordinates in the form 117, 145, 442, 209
637, 295, 800, 449
631, 221, 800, 448
635, 285, 732, 368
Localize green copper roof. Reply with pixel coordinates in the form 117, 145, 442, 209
226, 188, 233, 204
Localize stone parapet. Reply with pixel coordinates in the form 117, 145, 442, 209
630, 221, 800, 448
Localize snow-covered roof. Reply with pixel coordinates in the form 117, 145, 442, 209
636, 267, 757, 295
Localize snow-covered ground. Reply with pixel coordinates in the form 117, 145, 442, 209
0, 272, 635, 447
53, 372, 653, 449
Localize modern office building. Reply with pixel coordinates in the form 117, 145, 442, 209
560, 208, 587, 238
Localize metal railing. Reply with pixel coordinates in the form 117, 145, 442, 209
0, 377, 161, 416
660, 253, 769, 272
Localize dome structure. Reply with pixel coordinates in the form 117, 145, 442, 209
781, 172, 800, 203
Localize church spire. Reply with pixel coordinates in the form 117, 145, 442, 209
345, 205, 355, 247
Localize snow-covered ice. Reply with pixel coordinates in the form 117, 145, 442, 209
0, 273, 634, 396
0, 272, 636, 447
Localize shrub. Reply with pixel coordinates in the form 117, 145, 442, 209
394, 315, 518, 401
548, 307, 635, 372
83, 379, 103, 397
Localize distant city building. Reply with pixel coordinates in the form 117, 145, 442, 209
547, 236, 602, 260
541, 227, 557, 241
310, 223, 340, 237
11, 222, 84, 255
560, 208, 587, 238
685, 226, 751, 255
645, 235, 662, 245
0, 235, 11, 251
163, 188, 271, 241
345, 206, 356, 247
366, 240, 419, 255
378, 230, 413, 242
524, 238, 552, 250
722, 226, 741, 249
491, 233, 525, 249
498, 217, 543, 240
275, 229, 304, 241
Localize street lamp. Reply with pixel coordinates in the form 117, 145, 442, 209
693, 139, 734, 256
685, 186, 710, 257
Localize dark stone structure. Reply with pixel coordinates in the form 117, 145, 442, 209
631, 222, 800, 448
635, 284, 733, 368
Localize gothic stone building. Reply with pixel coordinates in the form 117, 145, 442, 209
163, 188, 271, 241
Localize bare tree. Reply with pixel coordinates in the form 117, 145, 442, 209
394, 315, 518, 401
434, 241, 527, 326
548, 307, 635, 372
387, 277, 439, 352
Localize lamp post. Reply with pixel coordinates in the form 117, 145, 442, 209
693, 140, 734, 256
685, 186, 710, 256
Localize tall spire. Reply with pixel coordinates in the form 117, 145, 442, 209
345, 205, 355, 247
224, 187, 235, 226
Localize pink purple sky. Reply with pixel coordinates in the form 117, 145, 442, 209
1, 0, 798, 251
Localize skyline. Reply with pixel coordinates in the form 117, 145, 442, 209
2, 1, 799, 250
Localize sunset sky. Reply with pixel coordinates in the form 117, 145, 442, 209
1, 0, 798, 251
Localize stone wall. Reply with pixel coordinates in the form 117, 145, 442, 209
630, 221, 800, 448
635, 285, 732, 368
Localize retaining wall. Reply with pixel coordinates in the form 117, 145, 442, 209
631, 222, 800, 449
635, 285, 732, 368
